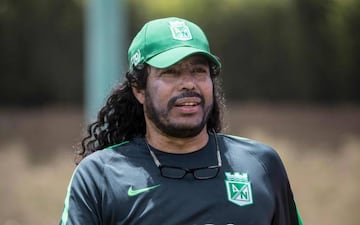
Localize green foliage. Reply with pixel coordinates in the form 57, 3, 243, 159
0, 0, 83, 105
0, 0, 359, 105
129, 0, 360, 103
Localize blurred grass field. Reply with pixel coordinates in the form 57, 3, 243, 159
0, 103, 359, 225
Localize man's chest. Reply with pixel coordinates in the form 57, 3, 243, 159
100, 161, 275, 225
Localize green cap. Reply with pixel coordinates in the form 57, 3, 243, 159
128, 17, 221, 71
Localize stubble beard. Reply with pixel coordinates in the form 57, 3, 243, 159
144, 90, 213, 138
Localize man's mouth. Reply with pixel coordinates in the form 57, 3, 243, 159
174, 97, 201, 107
167, 92, 205, 111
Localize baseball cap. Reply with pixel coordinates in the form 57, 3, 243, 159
128, 17, 221, 71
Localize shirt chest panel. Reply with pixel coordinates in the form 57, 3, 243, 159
101, 158, 275, 225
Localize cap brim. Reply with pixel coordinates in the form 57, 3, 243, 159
146, 46, 221, 69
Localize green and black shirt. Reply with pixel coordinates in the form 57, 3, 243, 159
59, 133, 303, 225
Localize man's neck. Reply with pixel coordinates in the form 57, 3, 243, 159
145, 128, 209, 154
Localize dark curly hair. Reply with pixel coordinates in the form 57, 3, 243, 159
76, 62, 224, 164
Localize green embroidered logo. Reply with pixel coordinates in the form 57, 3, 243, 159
225, 172, 253, 206
127, 184, 160, 197
169, 20, 192, 41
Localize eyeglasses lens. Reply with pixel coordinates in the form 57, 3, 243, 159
160, 167, 187, 179
193, 167, 219, 179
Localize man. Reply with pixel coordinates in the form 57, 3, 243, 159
59, 17, 303, 225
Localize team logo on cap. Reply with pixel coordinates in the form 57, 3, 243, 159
225, 172, 253, 207
131, 49, 141, 67
169, 20, 192, 41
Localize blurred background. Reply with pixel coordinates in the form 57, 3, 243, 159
0, 0, 359, 224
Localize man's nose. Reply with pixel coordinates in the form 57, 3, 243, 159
179, 70, 196, 90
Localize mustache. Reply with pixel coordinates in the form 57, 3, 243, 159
167, 92, 205, 109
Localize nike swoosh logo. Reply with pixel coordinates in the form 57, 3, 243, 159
127, 184, 160, 197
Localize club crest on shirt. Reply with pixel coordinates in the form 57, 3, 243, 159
169, 20, 192, 41
225, 172, 253, 206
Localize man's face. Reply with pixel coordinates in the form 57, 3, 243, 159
142, 55, 214, 138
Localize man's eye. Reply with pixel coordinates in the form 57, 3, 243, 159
162, 69, 177, 74
192, 67, 207, 73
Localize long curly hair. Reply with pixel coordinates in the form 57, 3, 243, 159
76, 62, 224, 164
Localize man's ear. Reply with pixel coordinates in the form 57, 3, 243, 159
132, 86, 145, 104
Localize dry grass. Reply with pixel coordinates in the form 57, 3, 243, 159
0, 103, 359, 225
0, 146, 74, 225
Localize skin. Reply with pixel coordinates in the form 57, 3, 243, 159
132, 54, 214, 154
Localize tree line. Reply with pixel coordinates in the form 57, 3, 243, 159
1, 0, 359, 106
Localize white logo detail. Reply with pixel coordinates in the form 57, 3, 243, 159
131, 49, 141, 67
169, 20, 192, 41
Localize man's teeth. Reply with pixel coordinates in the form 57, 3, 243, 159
180, 102, 197, 106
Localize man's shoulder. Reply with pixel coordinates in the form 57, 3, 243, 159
71, 139, 146, 185
219, 133, 282, 164
78, 139, 140, 168
219, 133, 274, 152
